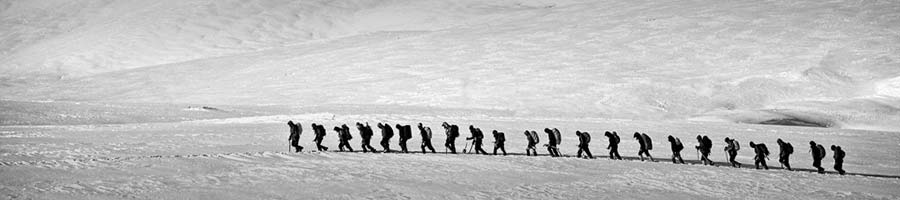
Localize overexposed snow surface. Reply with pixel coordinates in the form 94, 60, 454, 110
2, 0, 900, 199
1, 0, 899, 131
2, 108, 900, 199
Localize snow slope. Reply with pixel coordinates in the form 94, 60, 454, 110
2, 0, 899, 131
2, 109, 899, 199
0, 0, 550, 80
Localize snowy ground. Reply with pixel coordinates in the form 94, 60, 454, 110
2, 105, 899, 199
2, 0, 900, 199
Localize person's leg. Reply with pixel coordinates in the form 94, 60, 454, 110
493, 144, 500, 155
614, 147, 622, 160
584, 146, 592, 158
638, 149, 646, 161
835, 160, 844, 175
577, 146, 584, 158
814, 159, 823, 173
784, 156, 791, 170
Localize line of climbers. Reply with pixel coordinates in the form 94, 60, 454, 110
287, 120, 847, 175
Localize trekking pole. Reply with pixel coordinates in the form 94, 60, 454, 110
696, 148, 701, 161
462, 142, 469, 154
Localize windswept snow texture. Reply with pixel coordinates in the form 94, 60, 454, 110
2, 107, 900, 199
0, 0, 898, 131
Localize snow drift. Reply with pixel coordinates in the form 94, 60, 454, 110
1, 0, 899, 131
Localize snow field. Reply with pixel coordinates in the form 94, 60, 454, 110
2, 110, 899, 199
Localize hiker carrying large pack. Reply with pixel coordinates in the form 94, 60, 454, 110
544, 128, 561, 157
396, 124, 413, 153
696, 135, 715, 166
576, 131, 593, 159
492, 130, 507, 156
724, 137, 742, 168
831, 145, 846, 175
777, 139, 793, 170
442, 122, 460, 154
809, 141, 825, 174
377, 123, 394, 152
312, 123, 328, 151
524, 130, 540, 156
749, 141, 769, 170
287, 121, 303, 152
467, 125, 488, 155
357, 122, 377, 153
604, 131, 622, 160
667, 135, 685, 164
634, 132, 654, 162
334, 125, 354, 152
418, 123, 436, 154
810, 141, 826, 173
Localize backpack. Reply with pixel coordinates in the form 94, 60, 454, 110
642, 133, 652, 150
733, 139, 740, 151
674, 138, 684, 151
760, 144, 769, 156
783, 143, 793, 154
816, 145, 826, 159
553, 129, 562, 145
450, 125, 460, 138
702, 137, 712, 149
613, 134, 620, 145
583, 132, 591, 144
532, 131, 540, 144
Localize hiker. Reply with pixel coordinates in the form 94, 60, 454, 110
334, 125, 354, 152
312, 123, 328, 151
604, 131, 622, 160
377, 123, 394, 152
492, 130, 507, 156
287, 121, 303, 152
810, 141, 826, 173
396, 124, 413, 153
544, 128, 561, 157
357, 122, 377, 153
667, 135, 685, 164
696, 135, 715, 166
777, 139, 793, 170
576, 131, 593, 159
467, 125, 488, 155
724, 137, 742, 168
418, 123, 436, 154
749, 141, 769, 170
633, 132, 654, 161
831, 145, 846, 175
442, 122, 460, 154
524, 130, 540, 156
